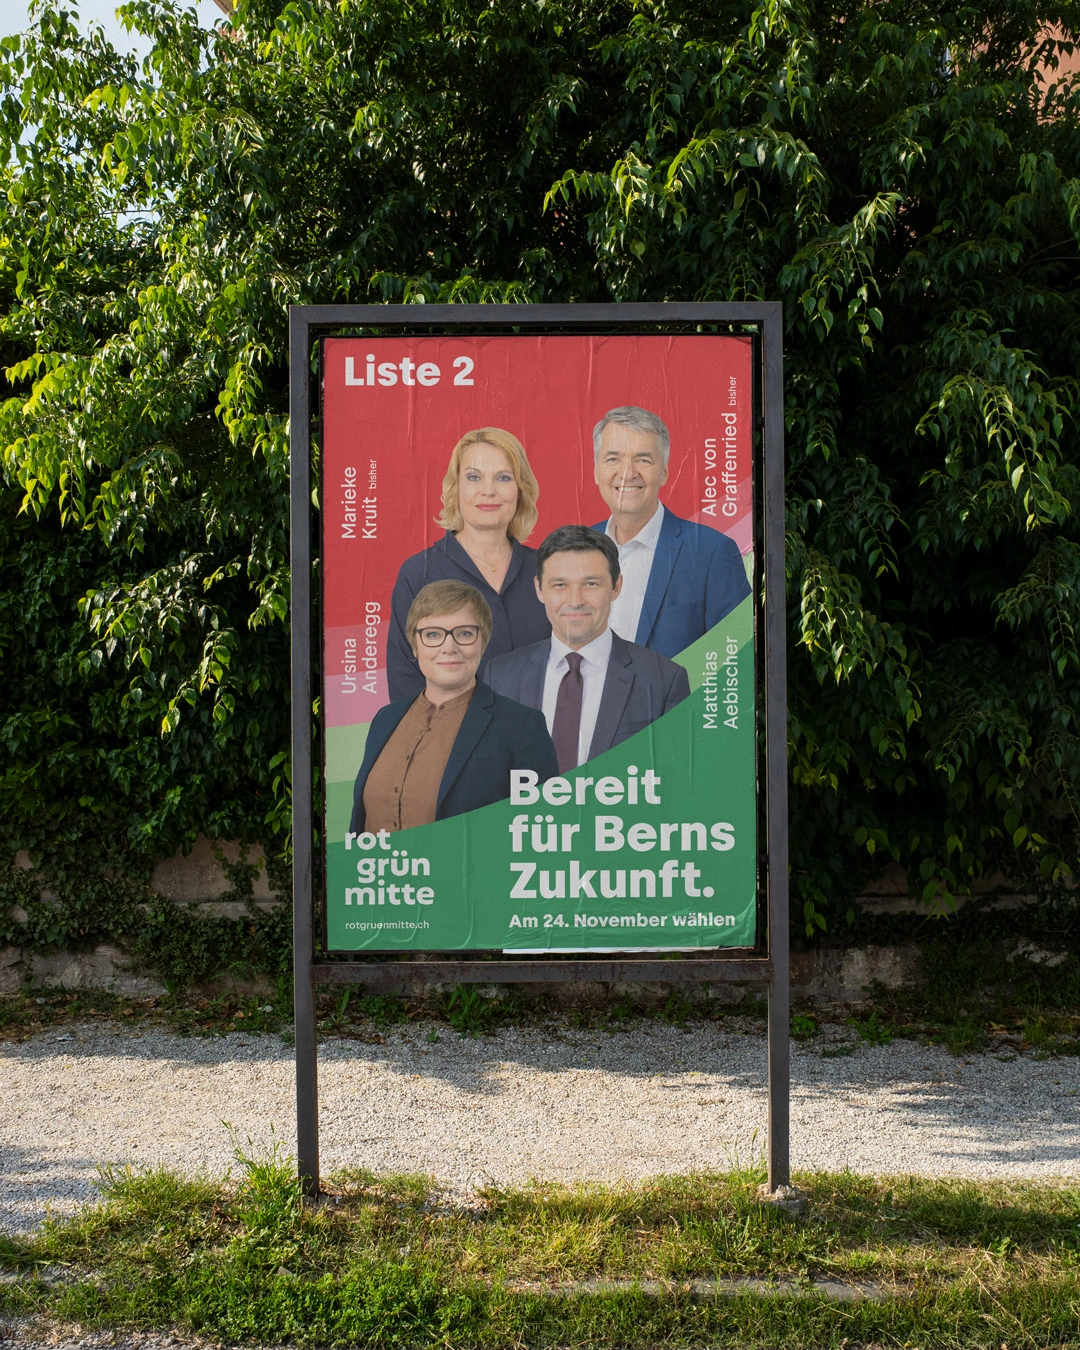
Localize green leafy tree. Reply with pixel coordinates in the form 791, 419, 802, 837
2, 0, 1079, 960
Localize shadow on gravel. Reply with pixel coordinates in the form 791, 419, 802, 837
0, 1143, 105, 1234
3, 1021, 772, 1090
5, 1023, 1079, 1176
317, 1023, 773, 1096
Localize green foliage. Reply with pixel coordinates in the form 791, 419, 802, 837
316, 987, 411, 1033
605, 990, 636, 1027
919, 924, 1080, 1019
0, 846, 293, 995
18, 1154, 476, 1346
660, 989, 694, 1025
790, 1012, 817, 1039
444, 985, 499, 1037
941, 1015, 989, 1056
2, 0, 1080, 966
6, 1165, 1080, 1348
846, 1009, 893, 1046
357, 992, 409, 1027
125, 891, 293, 995
0, 986, 293, 1037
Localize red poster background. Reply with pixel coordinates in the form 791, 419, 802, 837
322, 334, 754, 729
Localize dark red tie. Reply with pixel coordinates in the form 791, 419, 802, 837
552, 652, 584, 774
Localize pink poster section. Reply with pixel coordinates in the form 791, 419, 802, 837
322, 334, 754, 731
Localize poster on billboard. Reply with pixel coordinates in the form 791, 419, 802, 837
320, 333, 757, 953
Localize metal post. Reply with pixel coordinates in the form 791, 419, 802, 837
289, 308, 320, 1196
762, 305, 790, 1192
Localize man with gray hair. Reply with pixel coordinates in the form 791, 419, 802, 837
591, 406, 751, 657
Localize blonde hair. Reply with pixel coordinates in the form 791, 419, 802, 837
436, 428, 539, 543
405, 580, 493, 649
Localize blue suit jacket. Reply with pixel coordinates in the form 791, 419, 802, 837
591, 509, 751, 658
350, 682, 557, 833
486, 632, 690, 761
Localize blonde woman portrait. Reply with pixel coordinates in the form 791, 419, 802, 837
386, 428, 550, 701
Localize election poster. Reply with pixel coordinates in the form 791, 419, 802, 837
321, 334, 756, 952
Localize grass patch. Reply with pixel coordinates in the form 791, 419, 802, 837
790, 1012, 817, 1040
2, 1158, 1078, 1347
846, 1009, 895, 1046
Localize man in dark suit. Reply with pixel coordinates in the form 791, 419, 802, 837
486, 526, 690, 772
591, 406, 751, 658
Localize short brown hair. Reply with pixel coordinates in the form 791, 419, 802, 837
405, 580, 493, 649
436, 428, 540, 542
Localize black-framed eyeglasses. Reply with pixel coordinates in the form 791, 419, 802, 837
416, 625, 482, 648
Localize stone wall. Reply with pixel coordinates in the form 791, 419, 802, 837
148, 836, 279, 914
0, 943, 166, 997
0, 935, 922, 1007
1, 842, 1049, 1003
2, 837, 281, 996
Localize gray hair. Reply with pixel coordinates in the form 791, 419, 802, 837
592, 406, 670, 468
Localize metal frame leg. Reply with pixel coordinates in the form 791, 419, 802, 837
763, 305, 790, 1192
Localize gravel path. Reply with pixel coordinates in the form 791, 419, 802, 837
3, 1020, 1079, 1234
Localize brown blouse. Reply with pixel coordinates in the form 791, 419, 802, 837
362, 687, 474, 833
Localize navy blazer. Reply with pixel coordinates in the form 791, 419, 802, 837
349, 682, 558, 833
591, 509, 751, 658
486, 632, 690, 761
387, 533, 551, 702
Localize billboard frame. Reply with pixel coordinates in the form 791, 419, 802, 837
289, 302, 787, 1197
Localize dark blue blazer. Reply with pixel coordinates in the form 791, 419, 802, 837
387, 533, 551, 702
349, 682, 557, 833
591, 509, 751, 658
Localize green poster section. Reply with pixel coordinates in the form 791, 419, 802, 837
324, 595, 755, 952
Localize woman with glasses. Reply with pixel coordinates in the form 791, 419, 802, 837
351, 580, 557, 833
386, 428, 551, 701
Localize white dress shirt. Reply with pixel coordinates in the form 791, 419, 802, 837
605, 503, 665, 643
541, 628, 613, 768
